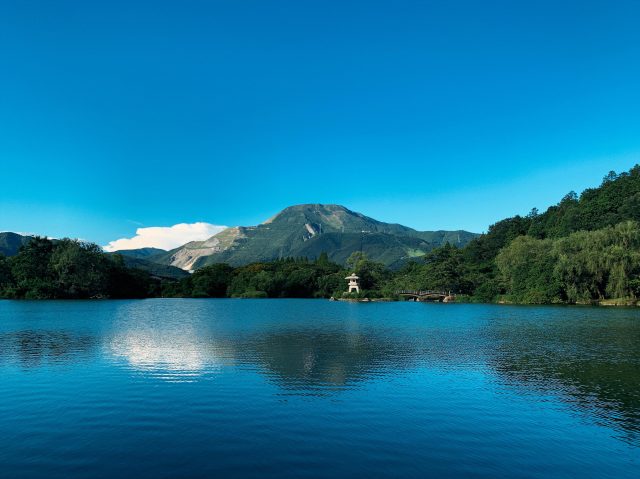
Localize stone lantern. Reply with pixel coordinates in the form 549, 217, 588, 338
345, 273, 360, 293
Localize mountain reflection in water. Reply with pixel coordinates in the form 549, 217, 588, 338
239, 331, 416, 393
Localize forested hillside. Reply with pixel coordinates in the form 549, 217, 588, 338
391, 165, 640, 304
0, 237, 165, 299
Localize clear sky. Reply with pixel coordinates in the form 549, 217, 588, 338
1, 0, 639, 246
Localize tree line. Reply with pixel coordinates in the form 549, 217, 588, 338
162, 252, 395, 299
0, 242, 386, 300
2, 165, 640, 303
388, 165, 640, 304
0, 237, 160, 299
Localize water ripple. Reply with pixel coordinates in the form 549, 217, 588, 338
0, 300, 638, 478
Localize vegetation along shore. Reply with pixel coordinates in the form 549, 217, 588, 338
1, 165, 640, 305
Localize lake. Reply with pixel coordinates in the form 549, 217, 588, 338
0, 299, 638, 478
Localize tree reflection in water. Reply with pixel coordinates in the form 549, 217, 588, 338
0, 330, 96, 367
486, 315, 640, 445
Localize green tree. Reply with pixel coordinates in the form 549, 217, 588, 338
49, 239, 110, 298
346, 252, 387, 290
420, 243, 471, 293
0, 255, 14, 296
10, 236, 56, 298
190, 264, 233, 297
496, 236, 561, 303
1, 237, 159, 299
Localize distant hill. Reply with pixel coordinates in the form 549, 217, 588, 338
113, 247, 167, 259
0, 232, 187, 280
116, 255, 189, 280
148, 204, 477, 269
0, 232, 32, 256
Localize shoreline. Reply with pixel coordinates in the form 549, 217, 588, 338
1, 296, 639, 307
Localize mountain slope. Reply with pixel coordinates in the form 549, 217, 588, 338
113, 247, 167, 259
150, 227, 245, 270
152, 204, 477, 269
117, 256, 189, 280
0, 232, 32, 256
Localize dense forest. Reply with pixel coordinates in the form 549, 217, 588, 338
0, 239, 376, 300
163, 254, 348, 299
0, 237, 161, 299
390, 165, 640, 304
2, 165, 640, 303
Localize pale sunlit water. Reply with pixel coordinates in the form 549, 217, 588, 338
0, 299, 639, 478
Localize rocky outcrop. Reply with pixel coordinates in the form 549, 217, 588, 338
165, 227, 244, 270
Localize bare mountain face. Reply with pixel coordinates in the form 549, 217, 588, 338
151, 227, 246, 271
145, 204, 478, 270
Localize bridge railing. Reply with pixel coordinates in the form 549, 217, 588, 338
395, 290, 452, 296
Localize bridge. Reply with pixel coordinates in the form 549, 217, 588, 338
396, 290, 455, 302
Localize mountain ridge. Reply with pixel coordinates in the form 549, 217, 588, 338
0, 232, 32, 257
144, 204, 477, 270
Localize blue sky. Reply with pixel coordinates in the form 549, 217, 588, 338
1, 0, 639, 246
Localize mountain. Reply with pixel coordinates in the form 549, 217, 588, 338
149, 204, 477, 270
0, 232, 32, 256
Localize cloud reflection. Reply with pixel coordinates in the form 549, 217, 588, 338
106, 303, 234, 381
109, 330, 210, 373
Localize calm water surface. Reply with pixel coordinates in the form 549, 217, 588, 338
0, 299, 639, 478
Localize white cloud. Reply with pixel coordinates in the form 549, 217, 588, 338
103, 222, 227, 252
